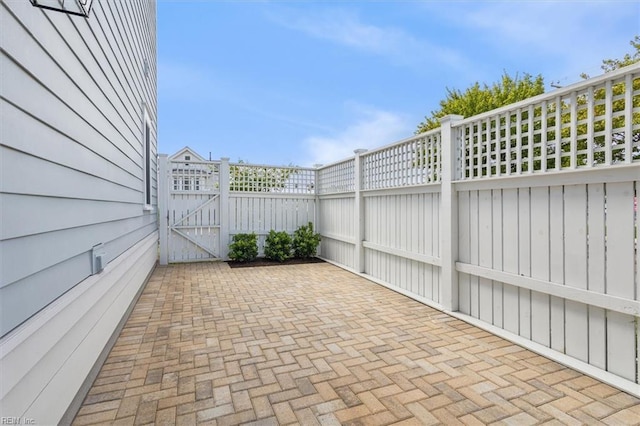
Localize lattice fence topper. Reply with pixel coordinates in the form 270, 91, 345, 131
170, 160, 220, 192
318, 159, 356, 194
362, 130, 441, 190
459, 70, 640, 179
228, 163, 316, 193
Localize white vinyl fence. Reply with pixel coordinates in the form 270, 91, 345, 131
159, 158, 317, 262
226, 162, 316, 254
317, 64, 640, 396
159, 63, 640, 396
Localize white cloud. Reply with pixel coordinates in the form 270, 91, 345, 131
303, 104, 410, 166
269, 8, 467, 70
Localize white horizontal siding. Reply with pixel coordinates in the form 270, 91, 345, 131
1, 215, 154, 287
1, 104, 143, 193
1, 56, 141, 178
1, 0, 157, 421
1, 220, 156, 334
1, 146, 142, 205
0, 232, 158, 423
1, 0, 157, 338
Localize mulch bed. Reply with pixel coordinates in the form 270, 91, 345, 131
226, 257, 325, 269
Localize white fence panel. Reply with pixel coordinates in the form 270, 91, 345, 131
564, 184, 588, 362
491, 189, 504, 328
451, 66, 639, 394
605, 181, 636, 381
363, 190, 441, 304
226, 163, 317, 255
549, 186, 565, 353
477, 190, 492, 323
587, 183, 606, 369
458, 191, 471, 315
318, 196, 356, 269
456, 172, 638, 390
530, 186, 550, 346
501, 189, 519, 335
228, 194, 316, 255
318, 158, 357, 268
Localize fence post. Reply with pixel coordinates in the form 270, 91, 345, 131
313, 164, 322, 255
354, 149, 367, 273
158, 154, 169, 265
219, 158, 230, 260
440, 115, 463, 311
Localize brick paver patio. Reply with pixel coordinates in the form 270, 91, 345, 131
73, 262, 640, 425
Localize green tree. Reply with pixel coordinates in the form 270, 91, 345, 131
416, 72, 545, 133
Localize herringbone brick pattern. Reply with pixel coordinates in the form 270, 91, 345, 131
73, 262, 640, 425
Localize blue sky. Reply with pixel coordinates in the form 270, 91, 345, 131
158, 1, 639, 167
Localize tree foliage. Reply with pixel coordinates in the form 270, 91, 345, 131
416, 72, 545, 133
229, 161, 296, 192
579, 36, 640, 164
582, 35, 640, 78
417, 37, 640, 169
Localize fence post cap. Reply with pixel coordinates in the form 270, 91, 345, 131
440, 114, 464, 124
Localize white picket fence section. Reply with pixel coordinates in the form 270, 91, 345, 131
317, 64, 640, 396
159, 63, 640, 396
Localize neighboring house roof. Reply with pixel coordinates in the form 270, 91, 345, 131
169, 146, 206, 162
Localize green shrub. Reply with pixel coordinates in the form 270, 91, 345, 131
264, 230, 292, 262
292, 222, 321, 258
229, 233, 258, 262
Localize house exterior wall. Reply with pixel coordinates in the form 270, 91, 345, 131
0, 0, 158, 422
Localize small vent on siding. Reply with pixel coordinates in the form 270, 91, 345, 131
92, 243, 105, 274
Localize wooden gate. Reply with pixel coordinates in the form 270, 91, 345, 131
164, 155, 221, 262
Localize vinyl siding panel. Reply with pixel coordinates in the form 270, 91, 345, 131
0, 0, 157, 338
0, 0, 157, 418
1, 221, 156, 334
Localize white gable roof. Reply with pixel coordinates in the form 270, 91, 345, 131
169, 146, 206, 162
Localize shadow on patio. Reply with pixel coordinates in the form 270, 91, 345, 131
73, 262, 640, 425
